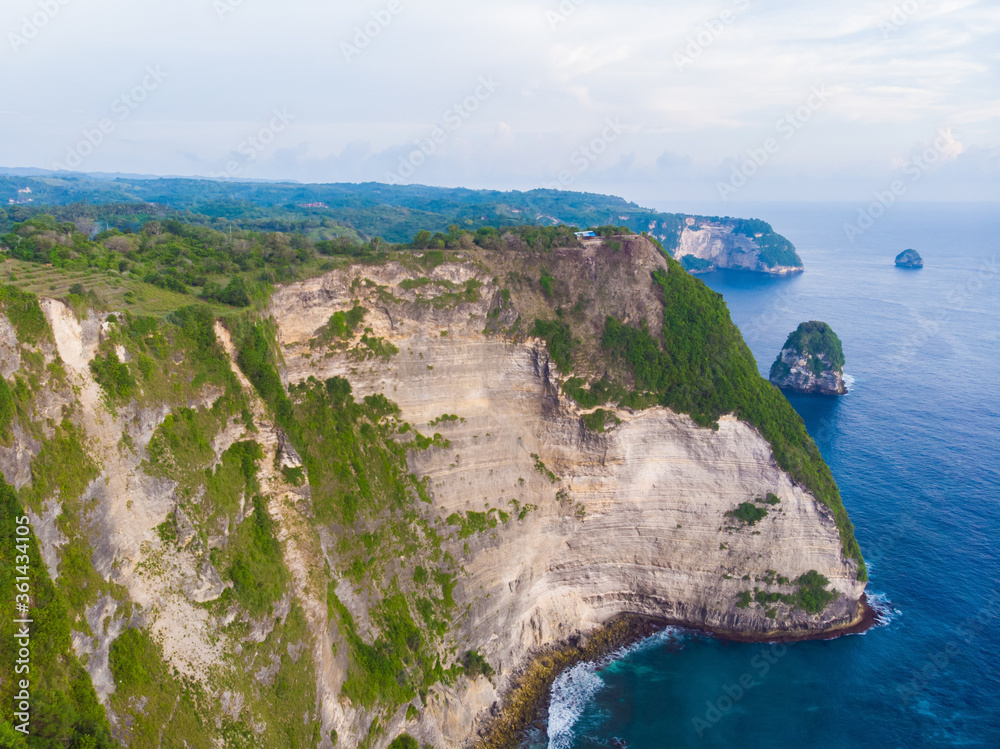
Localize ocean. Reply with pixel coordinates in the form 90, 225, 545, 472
524, 202, 1000, 749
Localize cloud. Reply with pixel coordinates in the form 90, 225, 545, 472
0, 0, 996, 202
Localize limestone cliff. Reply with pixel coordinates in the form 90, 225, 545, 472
668, 219, 803, 274
769, 321, 848, 396
0, 235, 864, 749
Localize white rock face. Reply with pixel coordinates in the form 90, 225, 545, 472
0, 238, 862, 749
269, 253, 865, 746
673, 223, 802, 274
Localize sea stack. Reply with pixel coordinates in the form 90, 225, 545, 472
770, 321, 847, 395
895, 249, 923, 268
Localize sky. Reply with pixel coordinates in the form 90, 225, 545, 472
2, 0, 998, 211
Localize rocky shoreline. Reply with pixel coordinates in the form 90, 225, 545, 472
474, 596, 877, 748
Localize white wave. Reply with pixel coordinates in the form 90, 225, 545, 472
546, 628, 682, 749
843, 373, 857, 393
867, 591, 902, 628
546, 661, 607, 749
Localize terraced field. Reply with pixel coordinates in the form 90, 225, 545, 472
2, 256, 231, 318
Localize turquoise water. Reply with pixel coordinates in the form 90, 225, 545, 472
526, 203, 1000, 749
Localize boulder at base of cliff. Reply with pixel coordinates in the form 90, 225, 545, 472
895, 249, 924, 268
769, 321, 847, 395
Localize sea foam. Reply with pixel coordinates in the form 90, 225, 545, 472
867, 591, 902, 628
546, 628, 681, 749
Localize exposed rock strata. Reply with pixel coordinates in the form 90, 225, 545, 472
0, 237, 864, 749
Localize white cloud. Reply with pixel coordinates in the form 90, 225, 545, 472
0, 0, 996, 202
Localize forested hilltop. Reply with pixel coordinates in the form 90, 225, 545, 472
0, 172, 798, 267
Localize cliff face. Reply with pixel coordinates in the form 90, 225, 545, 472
671, 221, 803, 274
0, 237, 863, 749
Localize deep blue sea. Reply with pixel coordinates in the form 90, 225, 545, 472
526, 202, 1000, 749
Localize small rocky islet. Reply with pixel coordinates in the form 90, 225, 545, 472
895, 248, 924, 268
769, 321, 847, 395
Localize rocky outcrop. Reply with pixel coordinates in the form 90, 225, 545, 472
671, 220, 803, 274
895, 248, 924, 268
769, 321, 847, 395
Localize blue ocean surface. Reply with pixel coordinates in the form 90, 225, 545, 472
525, 202, 1000, 749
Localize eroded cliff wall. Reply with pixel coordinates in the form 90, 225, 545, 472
0, 236, 862, 749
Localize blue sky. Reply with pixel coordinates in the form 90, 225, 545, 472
2, 0, 997, 208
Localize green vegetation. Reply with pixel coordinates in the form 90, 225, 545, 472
726, 502, 768, 526
0, 376, 14, 440
599, 257, 864, 579
447, 509, 503, 539
761, 492, 781, 505
463, 649, 495, 679
532, 319, 574, 373
403, 277, 483, 309
98, 304, 241, 411
90, 350, 136, 403
108, 627, 212, 747
0, 284, 51, 345
0, 477, 114, 747
563, 377, 626, 409
388, 734, 419, 749
233, 317, 295, 428
680, 255, 714, 272
328, 585, 442, 710
581, 408, 620, 433
21, 420, 97, 513
794, 570, 838, 614
313, 303, 367, 347
531, 453, 559, 483
539, 270, 555, 297
739, 570, 837, 615
224, 493, 290, 615
351, 332, 400, 361
772, 321, 845, 374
